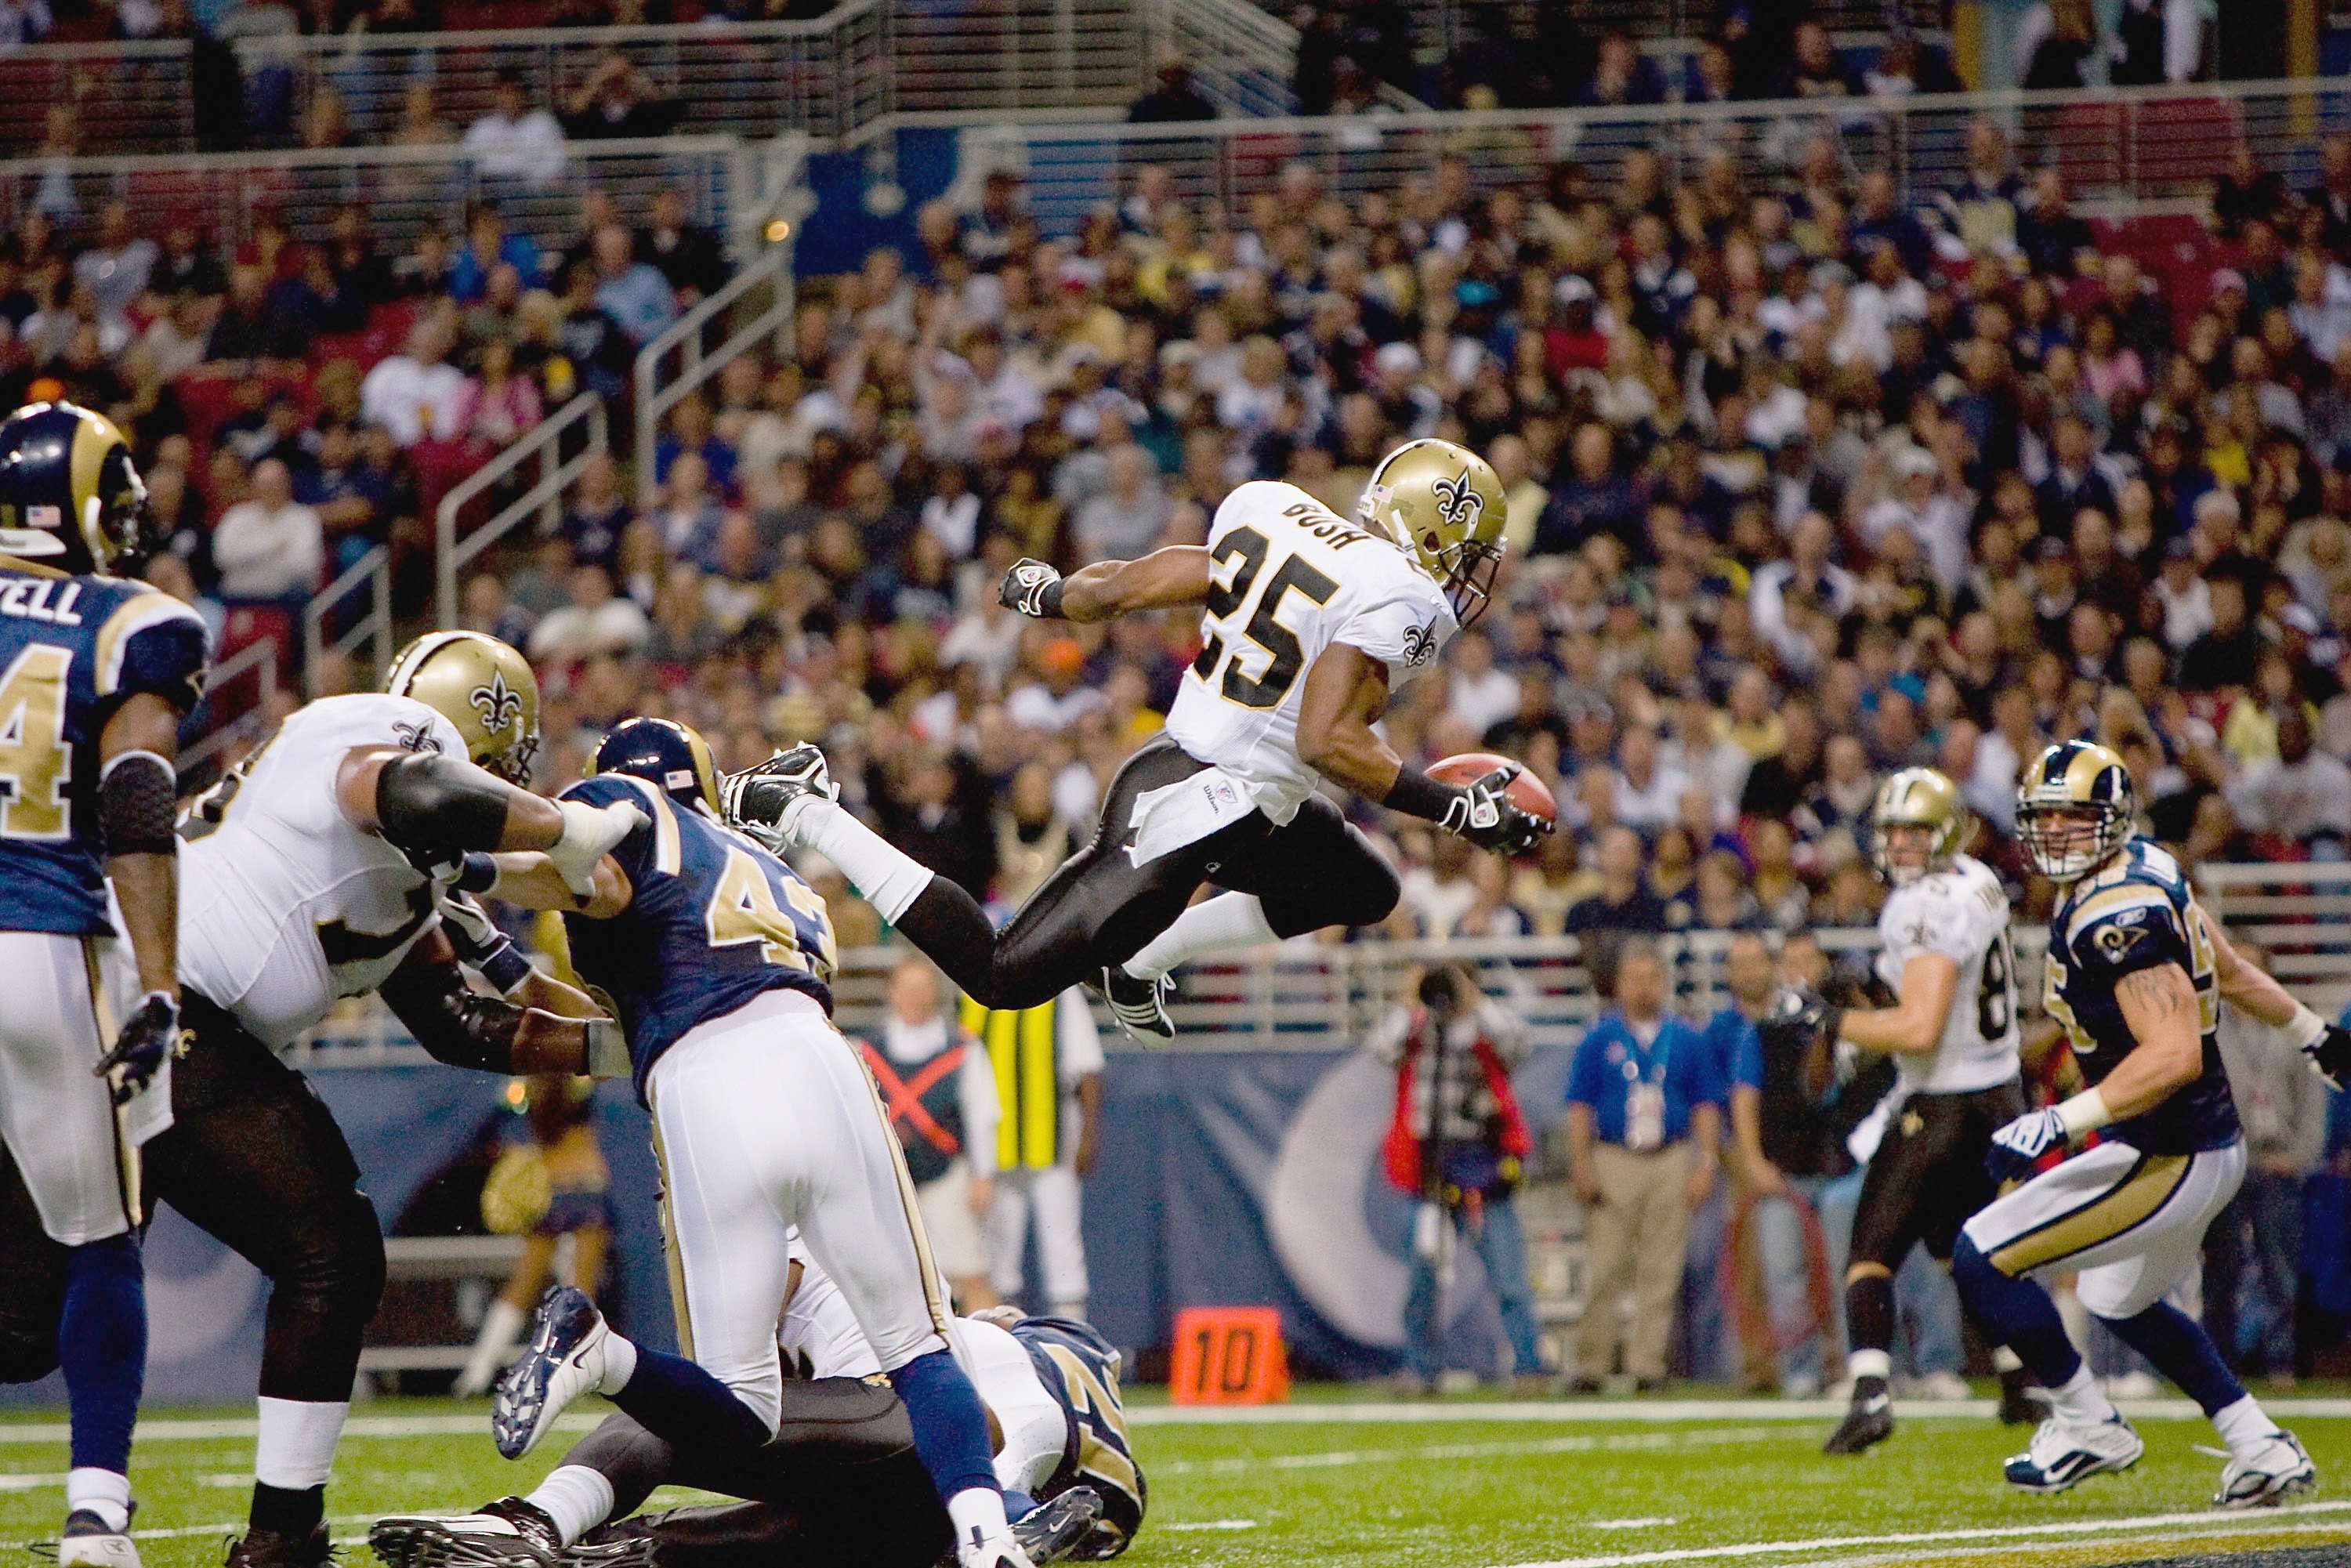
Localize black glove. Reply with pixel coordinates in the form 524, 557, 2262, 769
1436, 766, 1551, 855
718, 745, 838, 853
95, 992, 184, 1106
2308, 1023, 2351, 1092
999, 558, 1066, 618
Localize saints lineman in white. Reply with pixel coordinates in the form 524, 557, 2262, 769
723, 438, 1549, 1041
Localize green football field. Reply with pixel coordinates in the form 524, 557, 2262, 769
5, 1392, 2351, 1568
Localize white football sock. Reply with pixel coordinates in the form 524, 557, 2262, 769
2213, 1392, 2277, 1458
1122, 893, 1277, 980
946, 1485, 1010, 1541
456, 1298, 528, 1396
2049, 1363, 2118, 1426
1991, 1345, 2023, 1374
594, 1331, 639, 1396
67, 1468, 130, 1533
527, 1465, 617, 1546
1846, 1349, 1891, 1384
254, 1397, 347, 1490
794, 798, 936, 923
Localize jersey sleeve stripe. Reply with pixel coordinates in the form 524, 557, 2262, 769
598, 773, 681, 875
2064, 885, 2179, 949
95, 592, 207, 697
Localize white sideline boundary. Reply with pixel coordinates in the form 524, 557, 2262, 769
1491, 1500, 2351, 1568
1152, 1425, 1782, 1475
3, 1398, 2351, 1442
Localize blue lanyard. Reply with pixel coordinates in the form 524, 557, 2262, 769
1621, 1023, 1672, 1086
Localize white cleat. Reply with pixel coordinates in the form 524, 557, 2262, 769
491, 1286, 612, 1460
55, 1510, 141, 1568
2215, 1429, 2317, 1508
957, 1526, 1038, 1568
2003, 1414, 2144, 1494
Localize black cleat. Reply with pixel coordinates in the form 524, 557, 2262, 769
1097, 965, 1175, 1042
1012, 1487, 1103, 1564
223, 1525, 332, 1568
371, 1498, 563, 1568
1997, 1367, 2050, 1427
1823, 1390, 1895, 1454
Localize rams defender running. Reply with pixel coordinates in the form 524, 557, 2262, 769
1954, 741, 2351, 1504
0, 402, 205, 1567
1820, 769, 2035, 1454
727, 439, 1549, 1039
480, 719, 1037, 1568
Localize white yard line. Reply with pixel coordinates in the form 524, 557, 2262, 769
1154, 1426, 1781, 1476
0, 1473, 68, 1492
6, 1512, 382, 1550
0, 1397, 2346, 1443
1791, 1517, 2351, 1568
1592, 1519, 1679, 1531
1162, 1519, 1261, 1532
1491, 1499, 2351, 1568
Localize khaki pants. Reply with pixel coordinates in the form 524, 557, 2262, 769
1577, 1140, 1695, 1381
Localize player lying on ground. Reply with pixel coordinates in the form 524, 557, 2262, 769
722, 440, 1550, 1041
480, 719, 1037, 1568
1817, 768, 2042, 1454
0, 402, 207, 1567
373, 1240, 1140, 1566
0, 629, 639, 1568
1951, 740, 2351, 1504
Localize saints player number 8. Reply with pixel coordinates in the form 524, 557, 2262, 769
1977, 928, 2015, 1041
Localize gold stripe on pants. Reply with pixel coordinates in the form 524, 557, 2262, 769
1990, 1153, 2190, 1276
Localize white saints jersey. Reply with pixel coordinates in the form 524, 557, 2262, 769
177, 693, 463, 1048
1165, 480, 1458, 823
1873, 852, 2021, 1094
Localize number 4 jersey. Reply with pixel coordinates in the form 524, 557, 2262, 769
1165, 480, 1458, 824
1873, 852, 2021, 1095
178, 693, 469, 1047
0, 562, 208, 936
559, 772, 837, 1103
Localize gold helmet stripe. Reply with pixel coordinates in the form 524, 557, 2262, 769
68, 407, 131, 570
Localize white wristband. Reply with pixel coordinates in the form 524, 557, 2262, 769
2056, 1088, 2113, 1138
584, 1018, 629, 1079
2287, 1001, 2327, 1052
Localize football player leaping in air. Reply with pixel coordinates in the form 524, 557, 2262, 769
724, 438, 1551, 1041
1953, 741, 2351, 1504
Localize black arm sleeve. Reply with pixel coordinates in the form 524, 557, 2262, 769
100, 751, 178, 857
379, 960, 523, 1074
374, 752, 513, 861
1382, 766, 1464, 823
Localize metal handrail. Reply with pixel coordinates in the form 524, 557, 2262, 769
0, 131, 738, 179
631, 239, 796, 506
436, 392, 608, 627
179, 636, 279, 779
302, 543, 395, 697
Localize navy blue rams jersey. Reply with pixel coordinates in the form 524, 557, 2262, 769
557, 772, 835, 1102
1016, 1315, 1144, 1559
0, 560, 207, 936
2043, 838, 2241, 1154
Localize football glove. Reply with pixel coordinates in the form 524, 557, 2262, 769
719, 745, 838, 854
545, 799, 646, 897
440, 892, 534, 995
999, 558, 1066, 618
2306, 1023, 2351, 1092
1436, 765, 1551, 856
96, 991, 183, 1106
1986, 1106, 2069, 1184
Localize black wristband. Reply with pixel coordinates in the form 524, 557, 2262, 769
452, 851, 500, 895
1382, 766, 1465, 824
476, 936, 534, 995
100, 751, 178, 856
1038, 578, 1066, 617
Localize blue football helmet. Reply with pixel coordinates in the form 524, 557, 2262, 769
0, 401, 151, 575
589, 718, 720, 816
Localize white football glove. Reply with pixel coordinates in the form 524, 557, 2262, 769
546, 799, 646, 897
1986, 1106, 2069, 1183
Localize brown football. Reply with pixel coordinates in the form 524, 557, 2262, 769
1427, 752, 1557, 821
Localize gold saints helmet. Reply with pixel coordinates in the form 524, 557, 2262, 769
386, 631, 542, 784
0, 401, 152, 575
1869, 767, 1969, 887
1356, 437, 1509, 629
2016, 738, 2136, 883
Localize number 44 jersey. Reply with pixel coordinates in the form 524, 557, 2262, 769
559, 772, 837, 1103
1874, 851, 2022, 1095
1165, 480, 1458, 825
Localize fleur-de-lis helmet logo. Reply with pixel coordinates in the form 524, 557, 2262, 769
469, 671, 525, 740
1430, 468, 1484, 531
